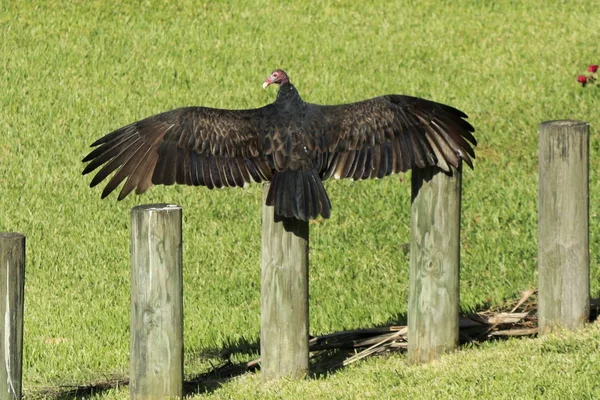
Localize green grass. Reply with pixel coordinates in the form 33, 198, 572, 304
1, 0, 600, 398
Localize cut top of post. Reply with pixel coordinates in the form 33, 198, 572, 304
540, 120, 588, 128
131, 204, 182, 213
0, 233, 26, 240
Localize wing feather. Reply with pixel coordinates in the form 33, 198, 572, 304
83, 106, 272, 199
120, 143, 157, 198
308, 95, 476, 180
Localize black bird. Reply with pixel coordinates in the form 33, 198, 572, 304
82, 69, 476, 221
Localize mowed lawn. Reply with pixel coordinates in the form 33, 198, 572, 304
1, 0, 600, 398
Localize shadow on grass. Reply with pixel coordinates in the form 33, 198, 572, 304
34, 298, 600, 399
35, 336, 262, 399
34, 379, 128, 400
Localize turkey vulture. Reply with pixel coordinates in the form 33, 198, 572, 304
82, 69, 476, 221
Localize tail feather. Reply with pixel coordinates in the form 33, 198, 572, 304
266, 169, 331, 221
300, 171, 314, 220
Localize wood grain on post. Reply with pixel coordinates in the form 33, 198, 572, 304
260, 184, 309, 382
538, 120, 590, 334
408, 166, 461, 364
130, 204, 183, 399
0, 233, 25, 400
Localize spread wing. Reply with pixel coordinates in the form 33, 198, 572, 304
305, 95, 476, 180
82, 106, 274, 200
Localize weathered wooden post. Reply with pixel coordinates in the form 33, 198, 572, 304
130, 204, 183, 399
538, 120, 590, 334
1, 233, 25, 400
260, 184, 310, 382
408, 166, 461, 364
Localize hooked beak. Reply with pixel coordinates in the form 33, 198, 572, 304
262, 79, 271, 89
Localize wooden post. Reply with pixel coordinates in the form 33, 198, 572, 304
130, 204, 183, 399
260, 184, 309, 382
538, 120, 590, 334
408, 166, 461, 364
0, 233, 25, 400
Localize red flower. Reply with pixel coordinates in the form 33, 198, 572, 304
578, 75, 588, 86
588, 65, 599, 73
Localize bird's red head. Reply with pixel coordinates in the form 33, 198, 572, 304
263, 69, 289, 89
